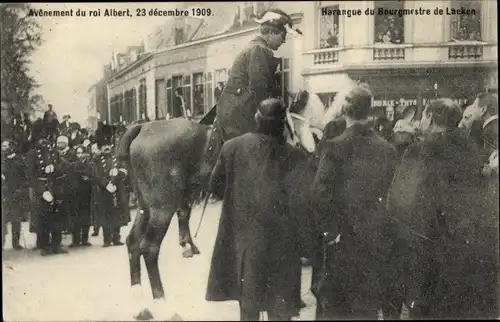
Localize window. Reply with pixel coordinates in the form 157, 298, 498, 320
166, 78, 173, 118
193, 73, 205, 117
131, 88, 137, 120
214, 69, 228, 103
450, 0, 481, 41
139, 79, 147, 120
118, 93, 124, 123
242, 2, 256, 23
204, 72, 213, 112
173, 75, 192, 114
374, 1, 404, 44
174, 27, 184, 45
278, 58, 292, 105
319, 5, 340, 48
155, 79, 166, 120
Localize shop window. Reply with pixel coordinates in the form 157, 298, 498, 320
193, 72, 205, 118
450, 0, 481, 41
139, 79, 147, 120
318, 4, 340, 49
374, 1, 405, 44
204, 72, 214, 112
155, 79, 166, 120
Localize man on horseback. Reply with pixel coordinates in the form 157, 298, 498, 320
215, 9, 301, 141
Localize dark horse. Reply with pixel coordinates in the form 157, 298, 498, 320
116, 92, 329, 319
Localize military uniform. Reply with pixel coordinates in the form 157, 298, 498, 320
216, 36, 282, 141
1, 145, 28, 249
91, 125, 130, 247
27, 139, 69, 255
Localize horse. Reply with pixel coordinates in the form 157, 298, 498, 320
117, 92, 332, 320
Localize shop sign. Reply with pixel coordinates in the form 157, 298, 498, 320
372, 97, 469, 108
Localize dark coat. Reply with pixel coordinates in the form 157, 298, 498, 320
90, 152, 130, 229
216, 36, 281, 140
206, 133, 314, 316
310, 123, 398, 319
385, 130, 499, 319
27, 144, 69, 233
374, 116, 395, 142
66, 154, 93, 229
1, 153, 29, 223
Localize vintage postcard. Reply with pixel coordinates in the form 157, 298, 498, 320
2, 1, 498, 321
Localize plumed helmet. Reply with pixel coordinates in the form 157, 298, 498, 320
254, 9, 302, 36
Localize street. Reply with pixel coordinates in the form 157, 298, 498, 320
2, 202, 316, 321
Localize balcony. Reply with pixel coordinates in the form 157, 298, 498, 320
447, 42, 485, 60
309, 48, 341, 65
372, 44, 406, 61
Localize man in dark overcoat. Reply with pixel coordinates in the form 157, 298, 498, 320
68, 145, 93, 247
1, 139, 28, 250
27, 135, 69, 256
310, 85, 398, 320
215, 9, 301, 141
91, 124, 130, 247
385, 98, 499, 319
206, 98, 314, 321
56, 135, 77, 235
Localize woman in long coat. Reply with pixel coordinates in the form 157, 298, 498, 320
385, 98, 499, 319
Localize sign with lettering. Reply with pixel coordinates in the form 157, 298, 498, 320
372, 97, 469, 108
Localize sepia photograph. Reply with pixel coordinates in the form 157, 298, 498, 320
1, 1, 498, 321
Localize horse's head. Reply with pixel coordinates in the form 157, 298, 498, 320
393, 105, 420, 146
286, 90, 326, 153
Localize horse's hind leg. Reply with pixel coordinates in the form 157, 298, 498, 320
143, 206, 176, 300
177, 199, 200, 258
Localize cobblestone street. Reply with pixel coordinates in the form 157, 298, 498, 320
3, 202, 316, 321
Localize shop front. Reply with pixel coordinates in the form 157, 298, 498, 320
349, 66, 491, 116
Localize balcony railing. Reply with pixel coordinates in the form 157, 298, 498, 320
448, 42, 484, 59
311, 48, 340, 65
373, 45, 405, 61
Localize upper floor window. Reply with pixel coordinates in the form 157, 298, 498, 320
450, 0, 481, 41
242, 1, 256, 23
318, 4, 340, 49
174, 27, 184, 45
374, 1, 405, 44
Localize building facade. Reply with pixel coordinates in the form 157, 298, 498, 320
302, 0, 498, 110
106, 2, 307, 122
86, 65, 111, 130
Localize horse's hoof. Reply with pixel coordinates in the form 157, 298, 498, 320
191, 246, 201, 255
135, 308, 154, 321
182, 248, 194, 258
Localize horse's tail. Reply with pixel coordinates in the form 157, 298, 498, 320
115, 123, 150, 224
